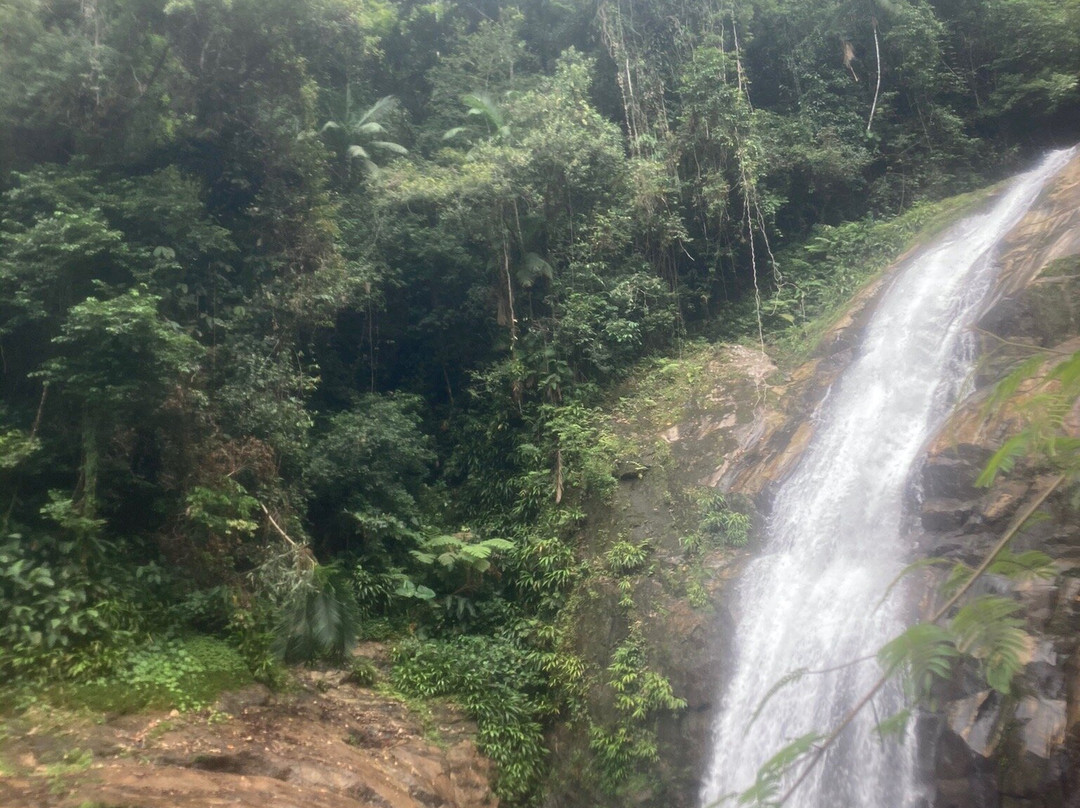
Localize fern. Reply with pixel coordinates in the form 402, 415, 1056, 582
949, 595, 1029, 694
982, 354, 1045, 414
941, 561, 975, 600
986, 548, 1056, 584
976, 433, 1032, 486
878, 623, 958, 700
978, 349, 1080, 485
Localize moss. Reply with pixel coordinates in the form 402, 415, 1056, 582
54, 635, 253, 715
1026, 255, 1080, 343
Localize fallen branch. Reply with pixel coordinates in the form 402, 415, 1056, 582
259, 501, 301, 549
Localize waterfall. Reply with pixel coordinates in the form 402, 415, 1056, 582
699, 148, 1077, 808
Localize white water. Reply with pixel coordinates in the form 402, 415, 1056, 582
699, 148, 1076, 808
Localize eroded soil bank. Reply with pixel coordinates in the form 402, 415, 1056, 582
0, 646, 496, 808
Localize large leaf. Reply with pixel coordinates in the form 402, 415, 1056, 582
878, 623, 958, 699
950, 596, 1029, 693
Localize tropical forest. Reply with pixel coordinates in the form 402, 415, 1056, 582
1, 0, 1079, 805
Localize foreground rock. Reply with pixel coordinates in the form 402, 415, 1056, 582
916, 153, 1080, 807
0, 660, 496, 808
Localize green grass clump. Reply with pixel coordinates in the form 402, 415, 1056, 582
61, 635, 252, 714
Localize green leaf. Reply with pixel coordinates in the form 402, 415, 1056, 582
949, 596, 1028, 694
878, 623, 958, 699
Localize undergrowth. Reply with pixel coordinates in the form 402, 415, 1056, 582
737, 184, 1000, 366
54, 636, 252, 713
391, 634, 552, 804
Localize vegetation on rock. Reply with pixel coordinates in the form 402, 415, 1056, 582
1, 0, 1078, 803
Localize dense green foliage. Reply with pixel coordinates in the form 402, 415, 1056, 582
1, 0, 1077, 801
392, 633, 552, 801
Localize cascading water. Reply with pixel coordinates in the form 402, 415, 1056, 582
699, 148, 1077, 808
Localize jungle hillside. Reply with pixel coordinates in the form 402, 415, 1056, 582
1, 0, 1079, 804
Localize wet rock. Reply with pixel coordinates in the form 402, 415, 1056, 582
980, 481, 1032, 522
946, 690, 1001, 758
936, 719, 991, 780
1015, 696, 1067, 760
921, 453, 983, 502
1015, 579, 1059, 627
935, 776, 1000, 808
921, 498, 976, 531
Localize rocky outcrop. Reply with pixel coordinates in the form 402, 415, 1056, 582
915, 153, 1080, 808
544, 152, 1080, 808
540, 344, 772, 808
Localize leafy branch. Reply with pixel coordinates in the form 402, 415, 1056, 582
741, 348, 1080, 806
764, 471, 1064, 807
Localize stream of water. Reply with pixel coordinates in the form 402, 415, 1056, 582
699, 148, 1076, 808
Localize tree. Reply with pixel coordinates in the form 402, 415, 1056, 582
319, 92, 408, 183
40, 288, 202, 516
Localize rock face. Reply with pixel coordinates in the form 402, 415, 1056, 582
545, 150, 1080, 808
0, 664, 497, 808
540, 344, 774, 808
913, 153, 1080, 807
541, 235, 959, 808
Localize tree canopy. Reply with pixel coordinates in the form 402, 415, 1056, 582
1, 0, 1077, 801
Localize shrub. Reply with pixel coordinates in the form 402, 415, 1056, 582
392, 635, 548, 804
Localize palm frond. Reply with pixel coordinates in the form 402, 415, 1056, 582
274, 562, 361, 663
